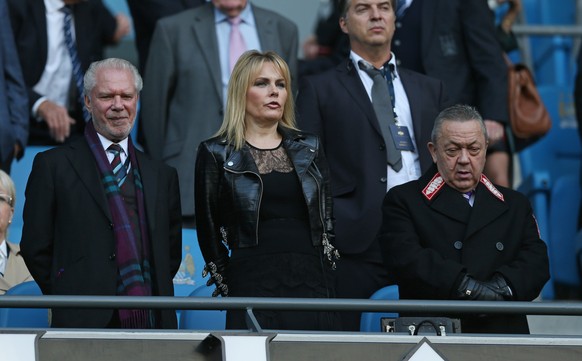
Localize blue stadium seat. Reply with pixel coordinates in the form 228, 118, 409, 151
517, 84, 581, 299
179, 285, 226, 330
0, 281, 49, 328
360, 285, 399, 332
9, 146, 53, 235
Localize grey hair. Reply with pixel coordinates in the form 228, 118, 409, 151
83, 58, 142, 97
0, 169, 16, 207
431, 104, 488, 144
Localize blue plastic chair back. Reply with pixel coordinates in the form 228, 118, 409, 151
0, 281, 49, 328
360, 285, 399, 332
179, 285, 226, 330
548, 175, 581, 286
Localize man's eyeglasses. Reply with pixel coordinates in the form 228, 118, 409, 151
0, 194, 13, 207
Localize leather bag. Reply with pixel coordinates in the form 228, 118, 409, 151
507, 61, 551, 139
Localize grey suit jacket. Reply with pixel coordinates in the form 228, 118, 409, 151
141, 2, 298, 216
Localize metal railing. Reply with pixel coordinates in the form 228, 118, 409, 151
1, 295, 581, 315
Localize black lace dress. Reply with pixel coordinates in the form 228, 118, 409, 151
225, 142, 339, 331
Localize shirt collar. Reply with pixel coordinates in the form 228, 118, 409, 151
97, 133, 129, 156
350, 50, 400, 78
45, 0, 66, 13
214, 3, 254, 26
0, 241, 7, 260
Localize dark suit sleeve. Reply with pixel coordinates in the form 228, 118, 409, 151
378, 188, 466, 299
167, 165, 182, 277
0, 0, 28, 151
495, 196, 550, 301
296, 76, 325, 144
194, 142, 230, 268
20, 152, 55, 294
461, 0, 509, 122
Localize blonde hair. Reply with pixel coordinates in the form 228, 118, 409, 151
215, 50, 297, 150
0, 169, 15, 208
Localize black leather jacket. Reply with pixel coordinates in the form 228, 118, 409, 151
195, 127, 335, 273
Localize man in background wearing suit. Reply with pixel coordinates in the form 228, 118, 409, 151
296, 0, 450, 330
0, 0, 28, 173
391, 0, 511, 187
141, 0, 298, 224
126, 0, 206, 73
21, 58, 182, 329
7, 0, 129, 145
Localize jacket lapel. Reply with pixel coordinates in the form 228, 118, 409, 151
66, 140, 111, 221
398, 68, 424, 146
136, 152, 158, 230
281, 131, 314, 180
429, 185, 472, 224
337, 61, 385, 139
464, 182, 508, 239
191, 5, 223, 102
254, 6, 281, 55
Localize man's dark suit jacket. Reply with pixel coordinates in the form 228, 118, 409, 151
393, 0, 508, 122
378, 165, 550, 333
0, 0, 27, 170
296, 59, 450, 255
20, 137, 182, 328
7, 0, 117, 145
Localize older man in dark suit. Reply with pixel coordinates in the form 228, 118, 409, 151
378, 105, 549, 334
7, 0, 129, 145
21, 58, 182, 329
296, 0, 450, 330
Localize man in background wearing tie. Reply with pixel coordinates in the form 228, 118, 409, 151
140, 0, 298, 225
21, 58, 182, 329
7, 0, 130, 145
378, 104, 549, 334
296, 0, 449, 330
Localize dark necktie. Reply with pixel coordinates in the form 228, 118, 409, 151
62, 6, 91, 122
108, 144, 129, 187
358, 60, 402, 171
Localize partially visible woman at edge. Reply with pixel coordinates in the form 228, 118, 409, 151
195, 50, 340, 330
0, 169, 33, 294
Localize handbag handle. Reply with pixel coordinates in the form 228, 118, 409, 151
411, 319, 442, 336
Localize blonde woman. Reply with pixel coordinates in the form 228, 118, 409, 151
195, 50, 340, 330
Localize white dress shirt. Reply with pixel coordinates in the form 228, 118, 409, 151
351, 51, 421, 191
32, 0, 76, 118
214, 4, 261, 106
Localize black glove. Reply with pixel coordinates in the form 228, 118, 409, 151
456, 274, 505, 301
202, 260, 229, 297
486, 273, 514, 300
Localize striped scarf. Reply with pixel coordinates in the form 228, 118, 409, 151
84, 121, 155, 328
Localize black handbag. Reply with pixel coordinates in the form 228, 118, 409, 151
381, 317, 461, 336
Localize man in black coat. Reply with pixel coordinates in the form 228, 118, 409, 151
378, 105, 549, 334
21, 58, 182, 328
296, 0, 450, 330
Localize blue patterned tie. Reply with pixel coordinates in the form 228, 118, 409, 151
62, 6, 91, 122
108, 144, 130, 187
